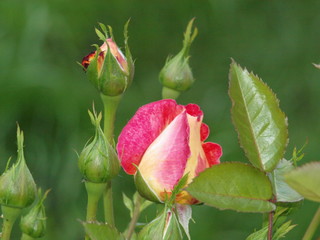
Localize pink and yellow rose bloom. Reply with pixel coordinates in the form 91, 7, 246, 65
117, 99, 222, 204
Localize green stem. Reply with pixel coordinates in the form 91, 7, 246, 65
21, 233, 36, 240
85, 182, 107, 240
1, 206, 22, 240
162, 87, 180, 100
100, 94, 122, 225
85, 182, 107, 222
103, 182, 114, 226
126, 194, 142, 240
101, 95, 122, 144
302, 206, 320, 240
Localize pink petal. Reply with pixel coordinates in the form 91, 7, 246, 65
202, 142, 222, 166
117, 99, 184, 174
200, 123, 210, 142
138, 111, 190, 193
195, 154, 208, 176
185, 104, 203, 119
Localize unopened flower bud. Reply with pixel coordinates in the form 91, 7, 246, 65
0, 126, 36, 209
81, 22, 134, 97
20, 189, 49, 238
78, 110, 120, 183
159, 19, 198, 99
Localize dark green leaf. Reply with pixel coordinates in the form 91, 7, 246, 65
269, 159, 303, 202
82, 221, 124, 240
187, 162, 275, 212
228, 61, 288, 172
285, 162, 320, 202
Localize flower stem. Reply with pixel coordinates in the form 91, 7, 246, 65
162, 87, 180, 100
267, 210, 274, 240
103, 182, 114, 226
101, 95, 122, 144
100, 94, 122, 225
302, 206, 320, 240
126, 194, 142, 240
1, 205, 22, 240
85, 182, 107, 222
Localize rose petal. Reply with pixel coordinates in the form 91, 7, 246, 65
200, 123, 210, 142
138, 111, 190, 194
185, 104, 203, 119
202, 142, 222, 166
117, 99, 184, 174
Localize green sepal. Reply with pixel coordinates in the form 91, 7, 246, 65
228, 61, 288, 172
20, 189, 49, 238
134, 168, 161, 203
124, 19, 135, 87
78, 110, 120, 183
187, 162, 276, 212
99, 45, 128, 96
0, 126, 36, 209
138, 207, 182, 240
86, 49, 101, 92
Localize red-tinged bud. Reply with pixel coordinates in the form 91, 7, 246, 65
81, 22, 134, 97
159, 19, 198, 99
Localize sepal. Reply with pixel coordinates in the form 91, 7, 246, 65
134, 168, 161, 203
20, 189, 49, 238
137, 207, 182, 240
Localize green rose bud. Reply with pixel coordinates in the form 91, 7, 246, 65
159, 19, 198, 99
0, 126, 36, 209
81, 22, 134, 97
78, 110, 120, 183
20, 189, 49, 238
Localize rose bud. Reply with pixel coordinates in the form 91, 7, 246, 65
0, 126, 36, 209
117, 99, 222, 204
81, 22, 134, 97
159, 19, 198, 99
78, 110, 120, 183
20, 189, 49, 238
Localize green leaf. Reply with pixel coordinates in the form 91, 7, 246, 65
273, 220, 296, 239
187, 162, 276, 212
269, 159, 303, 202
82, 221, 124, 240
228, 61, 288, 172
284, 162, 320, 202
246, 221, 295, 240
246, 207, 296, 240
246, 226, 268, 240
123, 193, 134, 218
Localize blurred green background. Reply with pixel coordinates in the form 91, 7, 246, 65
1, 0, 320, 239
